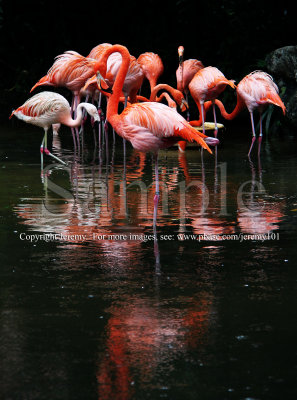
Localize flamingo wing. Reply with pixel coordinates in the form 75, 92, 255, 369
137, 52, 164, 81
10, 92, 70, 127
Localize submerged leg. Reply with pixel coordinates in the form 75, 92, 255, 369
258, 113, 263, 157
248, 112, 256, 157
40, 132, 45, 169
153, 152, 160, 227
200, 101, 205, 158
123, 96, 128, 159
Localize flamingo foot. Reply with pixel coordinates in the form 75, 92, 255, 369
248, 136, 256, 157
40, 146, 50, 155
40, 146, 66, 165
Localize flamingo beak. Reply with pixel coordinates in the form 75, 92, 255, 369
229, 80, 236, 89
96, 71, 112, 92
180, 98, 189, 112
178, 46, 184, 65
93, 111, 100, 122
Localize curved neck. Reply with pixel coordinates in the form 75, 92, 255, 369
150, 84, 177, 101
149, 77, 158, 93
214, 95, 245, 120
63, 103, 89, 127
157, 92, 176, 108
100, 45, 131, 124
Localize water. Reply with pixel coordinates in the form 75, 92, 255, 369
1, 121, 297, 400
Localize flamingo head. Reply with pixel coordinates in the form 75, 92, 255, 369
94, 60, 111, 92
173, 89, 188, 112
178, 46, 184, 65
83, 103, 100, 123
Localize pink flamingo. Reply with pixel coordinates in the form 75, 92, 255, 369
189, 66, 236, 136
137, 52, 164, 93
214, 70, 286, 156
10, 91, 99, 167
94, 44, 219, 224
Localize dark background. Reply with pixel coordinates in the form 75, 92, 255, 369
0, 0, 294, 122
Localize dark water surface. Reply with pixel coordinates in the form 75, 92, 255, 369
1, 121, 297, 400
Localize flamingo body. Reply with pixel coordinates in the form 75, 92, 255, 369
112, 101, 215, 153
30, 51, 97, 95
106, 53, 144, 102
11, 91, 99, 128
236, 71, 286, 114
189, 66, 235, 103
176, 59, 204, 94
137, 52, 164, 91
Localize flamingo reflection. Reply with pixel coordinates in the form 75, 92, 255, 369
96, 295, 212, 399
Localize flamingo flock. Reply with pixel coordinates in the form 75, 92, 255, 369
9, 42, 286, 224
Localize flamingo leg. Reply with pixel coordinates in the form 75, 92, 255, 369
248, 112, 256, 157
40, 132, 45, 169
40, 128, 67, 166
74, 94, 80, 149
70, 95, 78, 151
153, 152, 160, 227
258, 113, 263, 157
104, 119, 109, 164
212, 100, 218, 137
123, 96, 128, 160
186, 92, 190, 121
200, 101, 205, 135
200, 100, 205, 157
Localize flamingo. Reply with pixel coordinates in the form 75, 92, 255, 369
214, 70, 286, 157
137, 52, 164, 93
176, 45, 204, 120
93, 44, 219, 224
10, 91, 99, 167
188, 66, 236, 136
